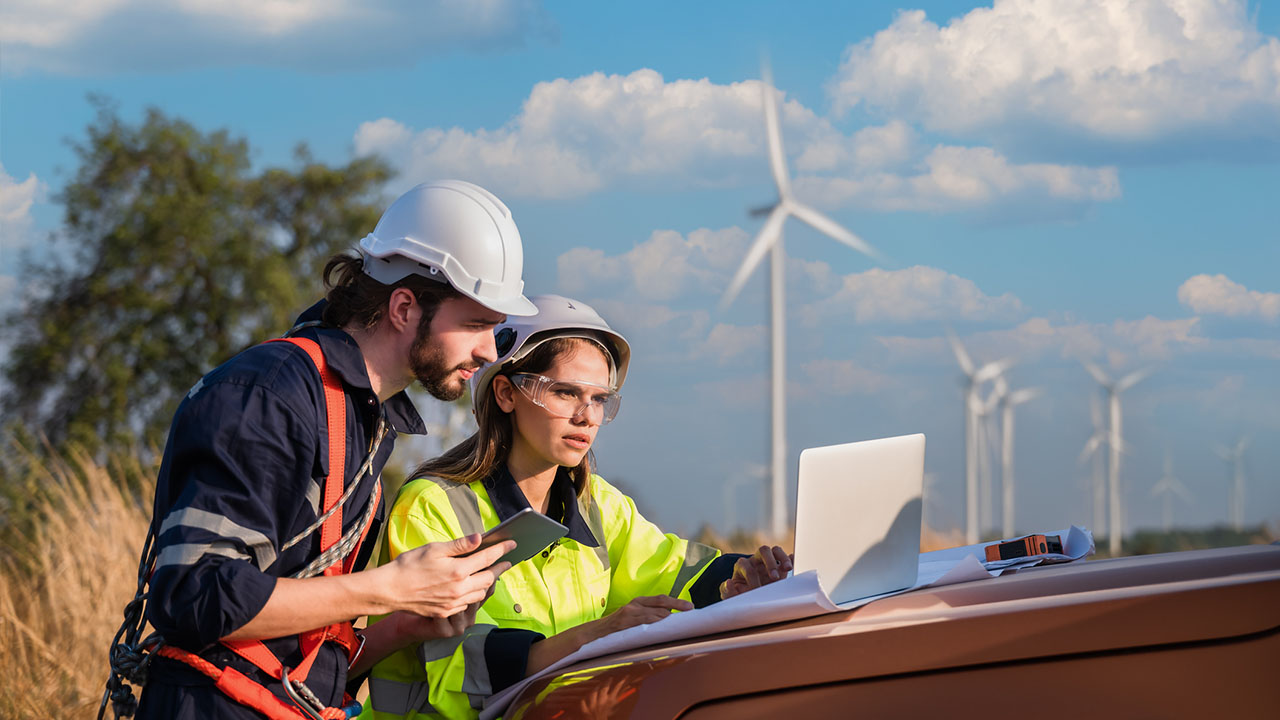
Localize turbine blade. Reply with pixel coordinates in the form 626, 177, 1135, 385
760, 62, 792, 200
1084, 361, 1110, 387
1117, 367, 1151, 392
974, 358, 1012, 385
719, 205, 786, 310
1172, 480, 1194, 504
947, 329, 974, 375
1079, 434, 1103, 463
788, 201, 884, 263
1009, 387, 1041, 405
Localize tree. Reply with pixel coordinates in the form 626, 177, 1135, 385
1, 100, 392, 452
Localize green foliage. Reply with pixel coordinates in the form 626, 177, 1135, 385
1, 99, 392, 452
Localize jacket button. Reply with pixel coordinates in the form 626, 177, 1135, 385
513, 603, 522, 614
600, 598, 606, 608
366, 397, 375, 406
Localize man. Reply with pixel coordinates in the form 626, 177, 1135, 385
114, 180, 539, 719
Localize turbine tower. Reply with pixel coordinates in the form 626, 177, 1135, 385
1149, 453, 1192, 532
1085, 362, 1150, 556
1079, 393, 1108, 535
948, 331, 1009, 544
1213, 437, 1249, 530
721, 62, 883, 539
995, 376, 1040, 538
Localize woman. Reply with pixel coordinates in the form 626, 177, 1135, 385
366, 295, 791, 719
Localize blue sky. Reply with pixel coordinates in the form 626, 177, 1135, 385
2, 0, 1278, 539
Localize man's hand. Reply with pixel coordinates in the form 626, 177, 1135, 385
720, 545, 793, 600
382, 534, 515, 617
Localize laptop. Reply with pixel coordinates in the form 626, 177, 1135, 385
792, 433, 925, 606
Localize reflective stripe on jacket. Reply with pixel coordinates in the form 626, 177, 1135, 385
365, 469, 729, 720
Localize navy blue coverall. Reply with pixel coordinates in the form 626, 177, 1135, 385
137, 301, 426, 719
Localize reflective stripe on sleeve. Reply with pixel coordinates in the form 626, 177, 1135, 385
459, 625, 495, 707
153, 542, 251, 570
158, 507, 278, 569
416, 635, 467, 664
304, 478, 322, 516
367, 676, 437, 716
669, 542, 720, 597
419, 477, 484, 536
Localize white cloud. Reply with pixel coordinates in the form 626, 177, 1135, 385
356, 70, 1122, 215
558, 226, 751, 302
796, 145, 1120, 213
1112, 315, 1205, 357
877, 314, 1216, 368
0, 163, 44, 250
560, 230, 1023, 329
690, 323, 766, 366
356, 70, 821, 198
800, 265, 1025, 325
1178, 273, 1280, 322
829, 0, 1280, 141
799, 358, 894, 396
0, 0, 554, 74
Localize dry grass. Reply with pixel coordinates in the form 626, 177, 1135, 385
0, 447, 155, 720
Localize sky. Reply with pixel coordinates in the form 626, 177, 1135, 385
2, 0, 1278, 540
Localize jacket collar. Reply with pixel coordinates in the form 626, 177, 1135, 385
484, 464, 600, 547
292, 300, 427, 436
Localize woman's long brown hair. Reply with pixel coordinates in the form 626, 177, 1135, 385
409, 337, 608, 496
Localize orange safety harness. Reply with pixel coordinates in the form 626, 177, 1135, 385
101, 336, 383, 720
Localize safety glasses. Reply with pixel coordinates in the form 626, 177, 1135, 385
508, 373, 622, 424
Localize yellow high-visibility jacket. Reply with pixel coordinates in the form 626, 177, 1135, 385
365, 466, 732, 719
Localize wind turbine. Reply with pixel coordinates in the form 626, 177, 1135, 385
721, 62, 883, 539
975, 378, 1003, 535
1085, 362, 1150, 556
1150, 453, 1192, 532
995, 375, 1041, 538
948, 331, 1010, 544
1213, 437, 1249, 531
1078, 393, 1108, 535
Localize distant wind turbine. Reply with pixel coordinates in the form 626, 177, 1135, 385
721, 61, 883, 539
948, 331, 1010, 544
1150, 453, 1192, 532
1213, 437, 1250, 531
1078, 393, 1108, 535
995, 376, 1041, 538
1085, 362, 1150, 556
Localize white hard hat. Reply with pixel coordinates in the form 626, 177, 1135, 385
470, 294, 631, 407
359, 180, 537, 316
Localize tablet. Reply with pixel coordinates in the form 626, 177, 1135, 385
471, 508, 569, 566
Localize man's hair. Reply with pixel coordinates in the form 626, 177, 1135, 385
322, 250, 462, 332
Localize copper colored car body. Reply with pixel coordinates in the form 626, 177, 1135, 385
504, 545, 1280, 719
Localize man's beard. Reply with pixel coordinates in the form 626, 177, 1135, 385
411, 331, 477, 402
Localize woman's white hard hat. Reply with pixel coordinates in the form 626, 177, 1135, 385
359, 180, 537, 316
470, 294, 631, 407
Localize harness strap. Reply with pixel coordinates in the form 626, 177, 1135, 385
155, 647, 346, 720
271, 337, 350, 577
191, 336, 370, 719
